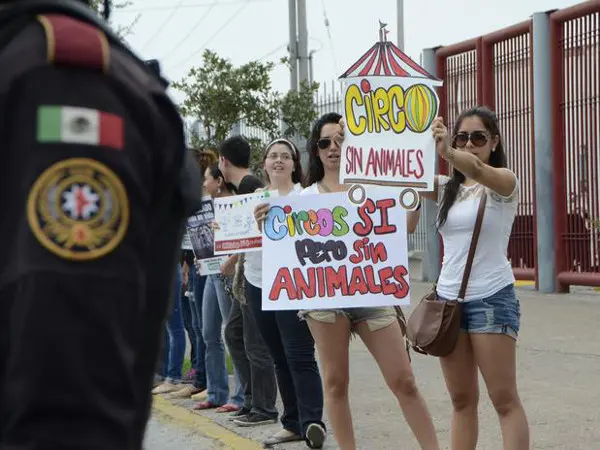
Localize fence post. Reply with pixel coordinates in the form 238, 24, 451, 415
532, 12, 556, 293
421, 47, 441, 282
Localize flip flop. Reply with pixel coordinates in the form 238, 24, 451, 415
192, 401, 219, 410
216, 404, 241, 413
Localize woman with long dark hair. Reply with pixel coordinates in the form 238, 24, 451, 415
251, 139, 327, 448
410, 106, 529, 449
191, 164, 245, 412
297, 112, 439, 450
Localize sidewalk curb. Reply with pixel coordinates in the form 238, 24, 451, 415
152, 396, 262, 450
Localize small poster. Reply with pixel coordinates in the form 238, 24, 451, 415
213, 190, 278, 255
338, 22, 443, 203
186, 197, 228, 275
261, 188, 410, 311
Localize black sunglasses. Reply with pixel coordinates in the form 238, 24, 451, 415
317, 135, 343, 150
453, 131, 489, 148
317, 138, 333, 150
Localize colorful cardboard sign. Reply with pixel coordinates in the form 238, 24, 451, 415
338, 22, 443, 198
261, 188, 410, 311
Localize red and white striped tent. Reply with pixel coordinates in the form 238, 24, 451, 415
339, 25, 440, 82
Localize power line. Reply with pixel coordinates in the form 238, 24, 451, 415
141, 0, 186, 52
161, 0, 219, 60
120, 0, 270, 13
256, 44, 286, 61
169, 0, 250, 70
320, 0, 338, 73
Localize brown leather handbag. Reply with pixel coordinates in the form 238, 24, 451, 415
406, 192, 487, 357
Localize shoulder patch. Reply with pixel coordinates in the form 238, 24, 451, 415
27, 158, 129, 261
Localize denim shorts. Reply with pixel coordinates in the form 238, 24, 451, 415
440, 284, 521, 340
298, 306, 398, 333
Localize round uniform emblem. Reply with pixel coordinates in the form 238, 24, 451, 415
27, 158, 129, 261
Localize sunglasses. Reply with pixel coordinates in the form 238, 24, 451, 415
452, 131, 489, 148
317, 135, 343, 150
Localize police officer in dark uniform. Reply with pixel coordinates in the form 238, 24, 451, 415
0, 1, 202, 449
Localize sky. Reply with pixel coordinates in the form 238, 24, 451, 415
111, 0, 585, 105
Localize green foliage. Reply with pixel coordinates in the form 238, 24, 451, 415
173, 50, 280, 148
247, 137, 266, 178
174, 50, 319, 176
280, 79, 320, 139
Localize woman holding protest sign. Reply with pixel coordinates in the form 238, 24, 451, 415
294, 112, 439, 450
408, 106, 529, 450
251, 139, 327, 448
190, 164, 245, 412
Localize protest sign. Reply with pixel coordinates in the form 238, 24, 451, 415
261, 188, 410, 311
214, 190, 278, 255
338, 22, 443, 209
186, 197, 228, 275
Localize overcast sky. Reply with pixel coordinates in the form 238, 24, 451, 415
112, 0, 584, 104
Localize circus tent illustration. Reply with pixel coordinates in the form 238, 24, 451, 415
339, 21, 441, 83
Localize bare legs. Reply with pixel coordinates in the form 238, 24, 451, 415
440, 333, 530, 450
307, 317, 439, 450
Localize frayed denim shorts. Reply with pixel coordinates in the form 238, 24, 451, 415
298, 306, 398, 334
439, 283, 521, 340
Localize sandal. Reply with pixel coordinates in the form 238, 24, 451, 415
215, 403, 241, 413
192, 401, 219, 410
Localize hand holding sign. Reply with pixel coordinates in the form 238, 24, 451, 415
431, 117, 454, 161
254, 203, 269, 232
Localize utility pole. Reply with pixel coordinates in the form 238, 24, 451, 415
297, 0, 309, 84
421, 48, 441, 282
288, 0, 298, 91
397, 0, 404, 51
532, 12, 555, 292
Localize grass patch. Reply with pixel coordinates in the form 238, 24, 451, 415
183, 358, 192, 375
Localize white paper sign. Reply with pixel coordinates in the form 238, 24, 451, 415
338, 26, 442, 194
261, 188, 410, 311
213, 190, 278, 255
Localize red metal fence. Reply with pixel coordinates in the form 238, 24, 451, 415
551, 1, 600, 290
435, 0, 599, 290
435, 24, 537, 282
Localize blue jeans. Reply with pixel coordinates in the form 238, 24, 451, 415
246, 281, 324, 436
202, 275, 244, 406
162, 266, 186, 383
180, 291, 196, 369
190, 270, 207, 388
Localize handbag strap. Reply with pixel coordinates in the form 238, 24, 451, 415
457, 191, 488, 301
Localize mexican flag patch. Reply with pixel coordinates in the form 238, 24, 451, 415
37, 105, 124, 150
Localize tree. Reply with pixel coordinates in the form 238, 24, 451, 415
88, 0, 139, 38
280, 79, 319, 139
173, 50, 319, 174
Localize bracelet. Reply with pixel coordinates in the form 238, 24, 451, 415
416, 201, 422, 211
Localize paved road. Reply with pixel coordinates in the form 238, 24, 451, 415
145, 282, 600, 449
144, 414, 220, 449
